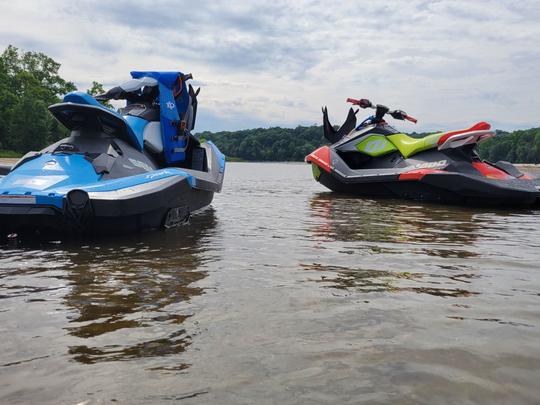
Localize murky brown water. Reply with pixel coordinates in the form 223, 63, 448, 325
1, 162, 540, 404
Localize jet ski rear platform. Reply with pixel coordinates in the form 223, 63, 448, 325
0, 71, 226, 237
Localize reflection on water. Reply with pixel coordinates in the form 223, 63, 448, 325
1, 209, 217, 370
65, 210, 217, 365
304, 192, 540, 301
1, 163, 540, 404
309, 192, 483, 246
304, 193, 489, 296
301, 263, 479, 298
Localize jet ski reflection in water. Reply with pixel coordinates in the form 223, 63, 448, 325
0, 71, 225, 236
306, 98, 540, 206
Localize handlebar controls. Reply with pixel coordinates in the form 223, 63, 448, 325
390, 110, 417, 123
348, 100, 418, 124
347, 98, 373, 109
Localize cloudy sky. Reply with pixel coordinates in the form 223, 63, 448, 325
0, 0, 539, 132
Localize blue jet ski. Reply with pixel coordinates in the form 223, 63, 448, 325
0, 71, 225, 236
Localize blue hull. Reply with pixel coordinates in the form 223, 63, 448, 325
0, 142, 224, 236
0, 72, 226, 236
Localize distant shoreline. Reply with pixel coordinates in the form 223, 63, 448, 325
1, 157, 539, 172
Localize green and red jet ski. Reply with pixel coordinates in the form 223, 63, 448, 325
306, 98, 540, 206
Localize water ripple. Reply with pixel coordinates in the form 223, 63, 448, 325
1, 163, 539, 404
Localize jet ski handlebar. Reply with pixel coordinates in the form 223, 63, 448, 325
347, 98, 373, 109
347, 97, 417, 124
390, 110, 417, 123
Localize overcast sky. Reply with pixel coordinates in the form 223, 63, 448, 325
0, 0, 539, 132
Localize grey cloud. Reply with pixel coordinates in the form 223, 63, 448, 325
0, 32, 61, 57
56, 1, 321, 75
1, 0, 539, 131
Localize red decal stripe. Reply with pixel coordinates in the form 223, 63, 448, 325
398, 169, 447, 181
471, 162, 512, 179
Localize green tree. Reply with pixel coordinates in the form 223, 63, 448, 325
199, 125, 540, 163
0, 45, 76, 152
477, 129, 540, 163
8, 95, 52, 152
86, 81, 113, 108
0, 54, 17, 149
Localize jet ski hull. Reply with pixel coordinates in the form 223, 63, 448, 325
313, 165, 540, 207
0, 171, 216, 236
0, 138, 225, 237
307, 145, 540, 207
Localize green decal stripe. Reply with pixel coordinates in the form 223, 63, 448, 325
356, 135, 398, 157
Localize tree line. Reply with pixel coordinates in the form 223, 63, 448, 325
200, 127, 540, 163
477, 129, 540, 164
1, 45, 539, 163
0, 45, 107, 155
197, 126, 326, 162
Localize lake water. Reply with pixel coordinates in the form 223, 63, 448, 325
1, 162, 539, 404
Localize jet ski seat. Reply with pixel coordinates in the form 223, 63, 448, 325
387, 122, 492, 158
120, 102, 160, 121
118, 85, 160, 121
387, 132, 447, 158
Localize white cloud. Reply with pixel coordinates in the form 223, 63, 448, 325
0, 0, 538, 132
